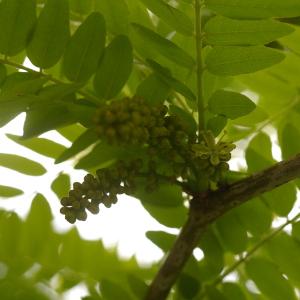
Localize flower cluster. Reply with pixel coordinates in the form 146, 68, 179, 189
60, 160, 142, 224
60, 98, 236, 223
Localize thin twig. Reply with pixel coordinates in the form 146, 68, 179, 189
211, 212, 300, 287
195, 0, 205, 135
255, 93, 299, 133
0, 57, 101, 105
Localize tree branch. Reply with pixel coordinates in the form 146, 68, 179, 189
145, 153, 300, 300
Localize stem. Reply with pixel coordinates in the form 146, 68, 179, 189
0, 57, 101, 105
195, 0, 205, 136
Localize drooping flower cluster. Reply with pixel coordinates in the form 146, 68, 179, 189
60, 160, 142, 224
60, 97, 236, 223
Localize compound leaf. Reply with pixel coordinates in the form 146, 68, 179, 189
206, 46, 285, 76
27, 0, 70, 68
63, 12, 106, 82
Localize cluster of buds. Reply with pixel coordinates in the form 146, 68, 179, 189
60, 98, 236, 223
93, 97, 167, 145
60, 160, 142, 224
93, 97, 196, 179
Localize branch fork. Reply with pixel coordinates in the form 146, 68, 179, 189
145, 153, 300, 300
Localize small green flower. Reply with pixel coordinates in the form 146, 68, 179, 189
192, 131, 236, 166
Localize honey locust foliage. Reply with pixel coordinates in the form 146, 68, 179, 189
0, 0, 299, 300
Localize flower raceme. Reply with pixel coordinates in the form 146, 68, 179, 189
60, 97, 236, 223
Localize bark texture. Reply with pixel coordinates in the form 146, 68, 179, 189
145, 153, 300, 300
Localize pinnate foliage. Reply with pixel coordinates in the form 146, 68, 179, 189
0, 0, 299, 299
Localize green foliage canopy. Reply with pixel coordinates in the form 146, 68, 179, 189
0, 0, 300, 299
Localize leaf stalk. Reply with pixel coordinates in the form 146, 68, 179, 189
195, 0, 205, 137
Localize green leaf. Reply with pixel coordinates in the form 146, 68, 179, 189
0, 64, 7, 87
207, 116, 227, 136
146, 231, 176, 252
221, 282, 246, 300
0, 278, 51, 300
0, 94, 41, 125
0, 211, 23, 261
0, 73, 48, 127
131, 23, 195, 69
139, 0, 193, 36
206, 0, 300, 19
135, 184, 183, 207
0, 153, 46, 176
55, 129, 99, 164
70, 0, 93, 15
177, 273, 200, 299
146, 59, 196, 101
142, 203, 187, 228
0, 73, 47, 98
208, 90, 256, 119
57, 123, 86, 142
75, 142, 120, 170
7, 134, 66, 159
35, 82, 82, 104
280, 122, 300, 160
0, 185, 23, 198
246, 133, 274, 173
22, 84, 81, 138
93, 35, 133, 99
169, 105, 197, 134
245, 257, 297, 300
67, 102, 96, 127
127, 275, 147, 299
95, 0, 129, 35
224, 171, 248, 184
206, 287, 228, 300
292, 222, 300, 242
126, 2, 150, 28
235, 198, 272, 236
0, 0, 36, 56
27, 0, 70, 68
263, 183, 297, 216
266, 233, 300, 287
101, 280, 133, 300
82, 297, 103, 300
206, 46, 285, 76
22, 194, 53, 258
198, 227, 224, 278
205, 16, 294, 46
51, 173, 71, 199
136, 74, 171, 105
215, 211, 248, 253
23, 105, 74, 138
63, 12, 106, 82
234, 106, 268, 127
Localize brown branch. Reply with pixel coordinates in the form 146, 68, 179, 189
145, 153, 300, 300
